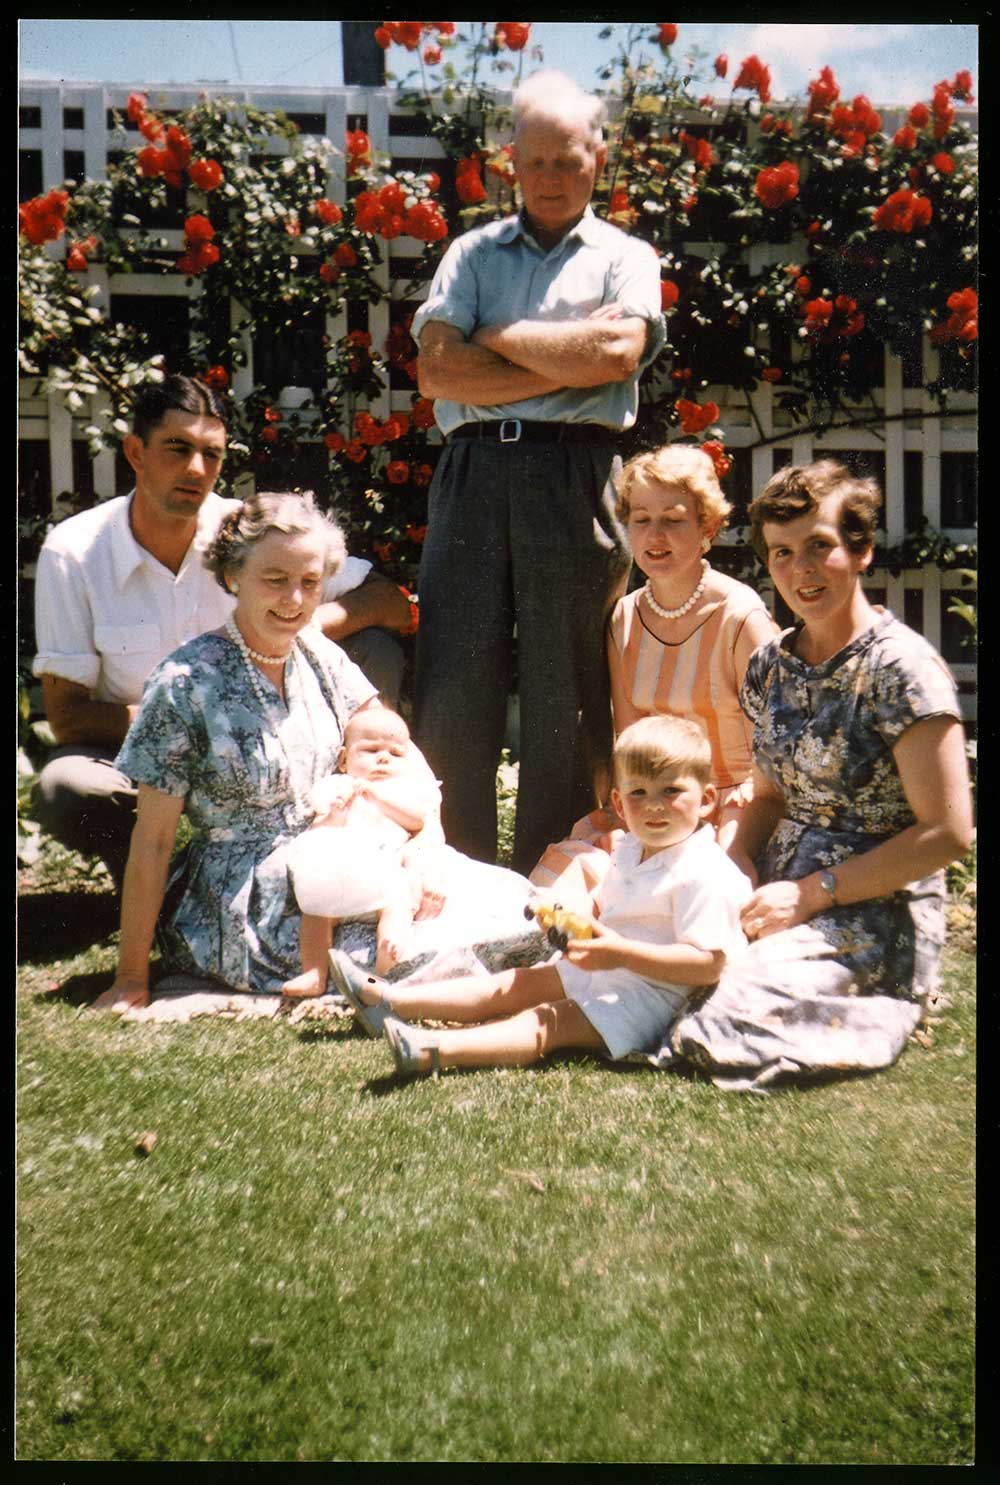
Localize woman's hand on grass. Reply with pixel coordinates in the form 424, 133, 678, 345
92, 978, 151, 1014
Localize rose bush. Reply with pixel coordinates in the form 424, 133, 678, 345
18, 24, 976, 592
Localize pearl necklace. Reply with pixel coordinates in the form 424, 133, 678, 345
226, 619, 288, 710
643, 559, 709, 621
226, 619, 325, 823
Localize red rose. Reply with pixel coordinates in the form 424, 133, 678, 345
434, 22, 456, 36
660, 279, 680, 310
762, 367, 782, 383
373, 541, 396, 564
343, 439, 368, 462
893, 125, 917, 151
714, 54, 728, 78
733, 54, 771, 104
930, 286, 977, 345
872, 187, 932, 233
313, 198, 342, 226
754, 160, 799, 209
395, 22, 424, 50
680, 131, 714, 170
137, 145, 165, 177
700, 441, 732, 478
66, 244, 89, 272
423, 44, 442, 65
165, 125, 191, 166
139, 114, 164, 143
801, 298, 833, 333
189, 159, 224, 191
379, 213, 405, 241
259, 426, 279, 444
19, 189, 69, 245
807, 65, 839, 118
424, 171, 441, 193
324, 431, 346, 452
908, 101, 930, 128
760, 113, 775, 133
202, 365, 229, 389
657, 23, 678, 48
378, 182, 407, 214
354, 191, 385, 234
177, 242, 219, 275
495, 22, 531, 51
411, 397, 436, 430
319, 261, 341, 284
183, 214, 215, 243
345, 130, 371, 159
932, 152, 955, 174
263, 406, 283, 423
455, 161, 487, 205
675, 399, 719, 435
386, 461, 410, 484
126, 91, 148, 123
374, 26, 392, 49
404, 200, 448, 242
795, 275, 812, 296
334, 242, 358, 267
952, 70, 974, 102
406, 519, 429, 538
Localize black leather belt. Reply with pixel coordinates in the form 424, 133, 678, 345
449, 419, 620, 445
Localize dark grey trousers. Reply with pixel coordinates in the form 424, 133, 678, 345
413, 434, 630, 875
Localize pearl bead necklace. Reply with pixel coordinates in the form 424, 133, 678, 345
226, 619, 320, 822
643, 559, 709, 621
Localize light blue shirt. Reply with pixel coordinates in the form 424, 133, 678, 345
410, 207, 667, 436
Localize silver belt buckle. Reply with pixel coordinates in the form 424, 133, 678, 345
498, 418, 522, 443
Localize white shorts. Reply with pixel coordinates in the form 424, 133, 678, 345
555, 961, 688, 1061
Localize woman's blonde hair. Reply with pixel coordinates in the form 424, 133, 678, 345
613, 715, 712, 788
205, 490, 346, 591
616, 445, 732, 534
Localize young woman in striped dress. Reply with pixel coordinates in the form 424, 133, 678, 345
530, 445, 778, 905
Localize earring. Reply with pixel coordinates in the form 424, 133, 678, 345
229, 582, 239, 595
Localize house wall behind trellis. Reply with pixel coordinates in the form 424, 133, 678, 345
19, 82, 977, 721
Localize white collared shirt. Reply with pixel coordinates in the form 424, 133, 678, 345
32, 492, 372, 706
595, 825, 753, 958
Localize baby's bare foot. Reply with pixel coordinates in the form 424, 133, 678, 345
281, 968, 326, 999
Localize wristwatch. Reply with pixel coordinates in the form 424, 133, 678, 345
818, 869, 838, 905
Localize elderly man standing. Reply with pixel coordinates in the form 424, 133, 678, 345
411, 70, 665, 875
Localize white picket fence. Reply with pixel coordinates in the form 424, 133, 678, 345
19, 82, 977, 718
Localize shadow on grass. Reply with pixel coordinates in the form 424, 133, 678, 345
18, 888, 119, 965
35, 968, 116, 1008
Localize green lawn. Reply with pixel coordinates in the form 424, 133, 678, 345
16, 807, 976, 1463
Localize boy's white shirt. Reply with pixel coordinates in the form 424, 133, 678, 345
595, 824, 753, 960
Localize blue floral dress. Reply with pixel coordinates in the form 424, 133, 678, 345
664, 611, 964, 1090
116, 628, 376, 992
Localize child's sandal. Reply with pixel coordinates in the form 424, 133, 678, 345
327, 948, 393, 1038
384, 1016, 441, 1079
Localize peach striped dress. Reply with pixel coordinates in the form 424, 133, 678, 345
530, 579, 772, 894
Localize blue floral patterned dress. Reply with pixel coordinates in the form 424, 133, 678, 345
116, 628, 376, 992
664, 611, 964, 1090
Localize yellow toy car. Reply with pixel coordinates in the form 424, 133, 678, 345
524, 899, 594, 952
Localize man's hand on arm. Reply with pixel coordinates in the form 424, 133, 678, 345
416, 321, 563, 405
472, 306, 648, 389
41, 673, 136, 748
315, 571, 412, 642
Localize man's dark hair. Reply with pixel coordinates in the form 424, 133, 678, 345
132, 374, 228, 441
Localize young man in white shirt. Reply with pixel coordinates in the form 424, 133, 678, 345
32, 373, 411, 886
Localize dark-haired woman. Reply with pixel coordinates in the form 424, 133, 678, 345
668, 461, 974, 1089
